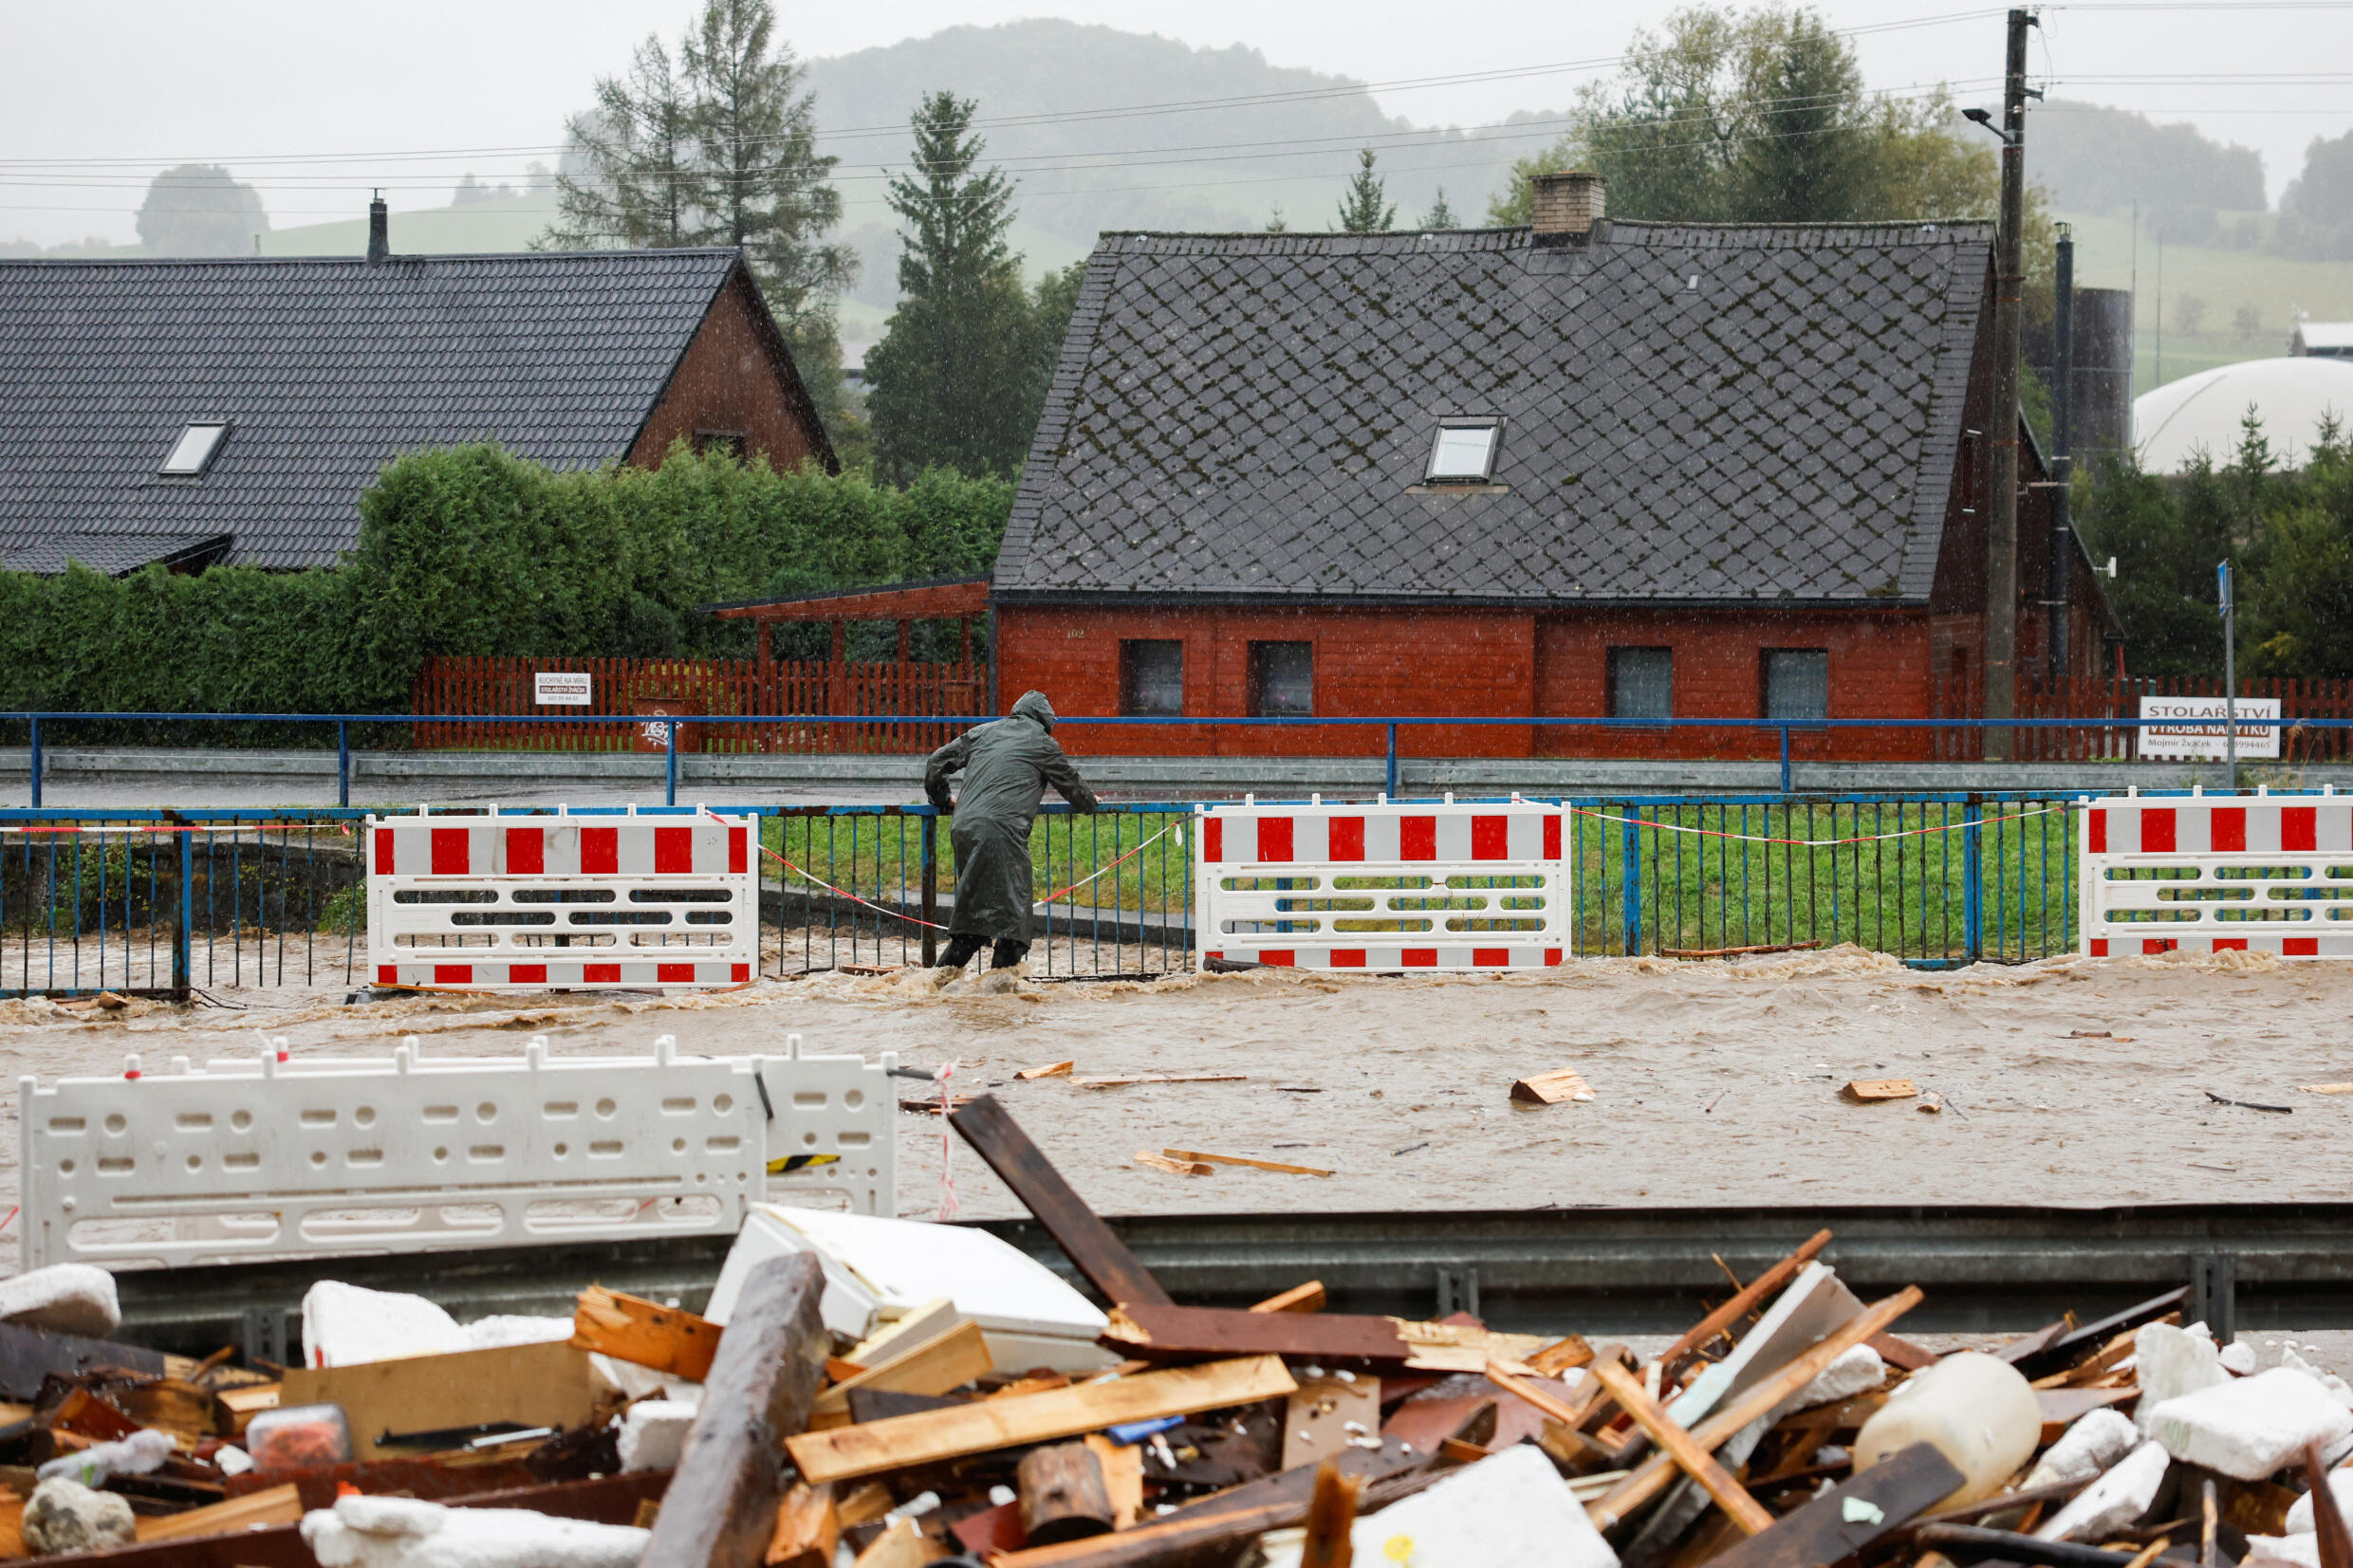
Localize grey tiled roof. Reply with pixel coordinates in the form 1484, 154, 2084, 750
996, 222, 1992, 605
0, 249, 747, 571
2, 531, 232, 577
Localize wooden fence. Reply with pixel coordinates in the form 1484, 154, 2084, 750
2000, 674, 2353, 764
411, 656, 986, 754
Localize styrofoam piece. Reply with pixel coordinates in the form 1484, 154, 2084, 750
36, 1428, 175, 1487
303, 1282, 469, 1370
460, 1317, 578, 1352
302, 1495, 648, 1568
2035, 1439, 2170, 1541
1196, 801, 1570, 971
2223, 1341, 2260, 1374
2285, 1349, 2353, 1411
617, 1399, 697, 1473
0, 1263, 120, 1337
704, 1206, 1116, 1374
16, 1033, 893, 1270
2026, 1409, 2141, 1490
1258, 1446, 1618, 1568
367, 807, 756, 991
2137, 1322, 2228, 1430
1788, 1345, 1886, 1412
2285, 1467, 2353, 1533
2146, 1368, 2353, 1480
2080, 796, 2353, 959
2248, 1535, 2324, 1568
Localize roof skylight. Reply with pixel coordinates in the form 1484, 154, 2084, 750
159, 423, 229, 477
1426, 419, 1501, 482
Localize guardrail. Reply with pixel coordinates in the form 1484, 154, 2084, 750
9, 711, 2347, 807
12, 786, 2306, 995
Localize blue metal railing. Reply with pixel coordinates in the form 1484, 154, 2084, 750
8, 710, 2340, 808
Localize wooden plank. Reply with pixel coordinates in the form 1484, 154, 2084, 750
948, 1095, 1173, 1308
1135, 1152, 1214, 1176
0, 1322, 171, 1403
1072, 1074, 1248, 1088
1250, 1282, 1327, 1315
1589, 1357, 1775, 1536
135, 1485, 303, 1544
571, 1285, 723, 1383
766, 1483, 837, 1568
1510, 1068, 1595, 1104
1703, 1442, 1965, 1568
1102, 1304, 1403, 1364
1842, 1079, 1918, 1102
810, 1320, 991, 1425
640, 1253, 830, 1568
1657, 1230, 1833, 1379
1082, 1434, 1141, 1528
843, 1298, 960, 1367
1017, 1061, 1075, 1079
786, 1356, 1297, 1485
1301, 1460, 1362, 1568
1869, 1332, 1943, 1372
1018, 1443, 1117, 1546
1589, 1285, 1925, 1532
1163, 1148, 1334, 1177
283, 1338, 598, 1462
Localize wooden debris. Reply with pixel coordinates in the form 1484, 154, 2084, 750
765, 1482, 837, 1568
1300, 1460, 1362, 1568
1510, 1068, 1596, 1104
1843, 1079, 1918, 1102
836, 964, 900, 977
1017, 1061, 1076, 1079
640, 1252, 830, 1568
1528, 1335, 1596, 1375
1135, 1151, 1215, 1176
1658, 1229, 1832, 1380
1249, 1282, 1327, 1315
949, 1095, 1175, 1308
1072, 1073, 1249, 1088
899, 1094, 977, 1114
843, 1298, 959, 1368
571, 1284, 724, 1383
282, 1337, 600, 1462
786, 1356, 1298, 1484
2307, 1439, 2353, 1568
850, 1516, 927, 1568
2302, 1082, 2353, 1095
1083, 1432, 1143, 1527
1918, 1092, 1944, 1114
1019, 1441, 1118, 1545
133, 1483, 302, 1542
1102, 1303, 1550, 1374
1660, 940, 1823, 959
1161, 1148, 1334, 1176
811, 1320, 991, 1428
1588, 1356, 1774, 1534
1282, 1373, 1381, 1467
1705, 1441, 1965, 1568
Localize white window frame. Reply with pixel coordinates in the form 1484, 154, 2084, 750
1425, 417, 1504, 483
158, 422, 231, 477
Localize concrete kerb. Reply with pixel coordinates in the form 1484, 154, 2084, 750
8, 747, 2352, 807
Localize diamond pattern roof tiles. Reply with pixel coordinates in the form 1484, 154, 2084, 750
0, 249, 743, 571
996, 221, 1987, 606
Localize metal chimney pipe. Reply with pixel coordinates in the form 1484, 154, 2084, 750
366, 193, 389, 266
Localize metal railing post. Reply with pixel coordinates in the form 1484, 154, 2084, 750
1621, 809, 1642, 956
337, 720, 350, 808
1779, 725, 1792, 794
174, 816, 193, 1000
920, 812, 939, 968
28, 714, 41, 808
1385, 724, 1399, 798
665, 718, 678, 807
1962, 792, 1986, 963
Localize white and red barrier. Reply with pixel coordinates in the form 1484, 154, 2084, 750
367, 807, 757, 990
1196, 798, 1568, 970
2081, 790, 2353, 958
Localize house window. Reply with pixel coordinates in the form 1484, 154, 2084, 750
1762, 649, 1830, 724
1120, 639, 1183, 717
1607, 647, 1673, 721
1425, 418, 1502, 483
158, 422, 229, 476
692, 430, 746, 458
1248, 641, 1314, 718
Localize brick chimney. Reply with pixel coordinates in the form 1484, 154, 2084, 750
366, 194, 389, 266
1530, 172, 1605, 241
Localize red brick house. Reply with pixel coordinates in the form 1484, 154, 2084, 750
988, 176, 2117, 761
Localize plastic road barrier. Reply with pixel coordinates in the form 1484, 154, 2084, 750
15, 1032, 894, 1270
367, 805, 755, 990
2080, 789, 2353, 958
1196, 797, 1568, 970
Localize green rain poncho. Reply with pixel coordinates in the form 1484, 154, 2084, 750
923, 692, 1099, 941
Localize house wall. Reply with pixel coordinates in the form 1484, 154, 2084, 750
992, 601, 1946, 760
628, 272, 824, 471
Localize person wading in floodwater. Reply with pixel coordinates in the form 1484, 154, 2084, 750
923, 691, 1098, 988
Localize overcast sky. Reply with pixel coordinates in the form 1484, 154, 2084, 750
4, 0, 2347, 247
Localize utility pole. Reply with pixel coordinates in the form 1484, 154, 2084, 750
1983, 7, 2034, 763
2047, 222, 2075, 686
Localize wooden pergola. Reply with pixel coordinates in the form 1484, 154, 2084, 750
703, 575, 991, 666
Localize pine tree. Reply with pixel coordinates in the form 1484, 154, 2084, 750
549, 35, 695, 249
1334, 148, 1396, 233
1419, 188, 1457, 229
1265, 207, 1289, 233
863, 92, 1050, 482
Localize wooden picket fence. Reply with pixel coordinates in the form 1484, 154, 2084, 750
2004, 673, 2353, 764
411, 656, 986, 754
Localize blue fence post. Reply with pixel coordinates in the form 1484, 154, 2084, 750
28, 714, 41, 808
919, 811, 938, 968
665, 719, 678, 807
337, 720, 350, 808
1779, 725, 1792, 794
1385, 724, 1399, 798
174, 818, 193, 999
1962, 792, 1985, 963
1621, 809, 1642, 955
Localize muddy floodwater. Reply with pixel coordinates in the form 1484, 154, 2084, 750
6, 945, 2351, 1262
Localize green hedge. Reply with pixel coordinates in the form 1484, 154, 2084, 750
0, 445, 1013, 742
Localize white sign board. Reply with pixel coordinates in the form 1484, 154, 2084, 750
2139, 695, 2282, 761
534, 671, 593, 706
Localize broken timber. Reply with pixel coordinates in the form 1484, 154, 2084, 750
570, 1284, 722, 1383
1101, 1302, 1550, 1373
950, 1094, 1175, 1307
